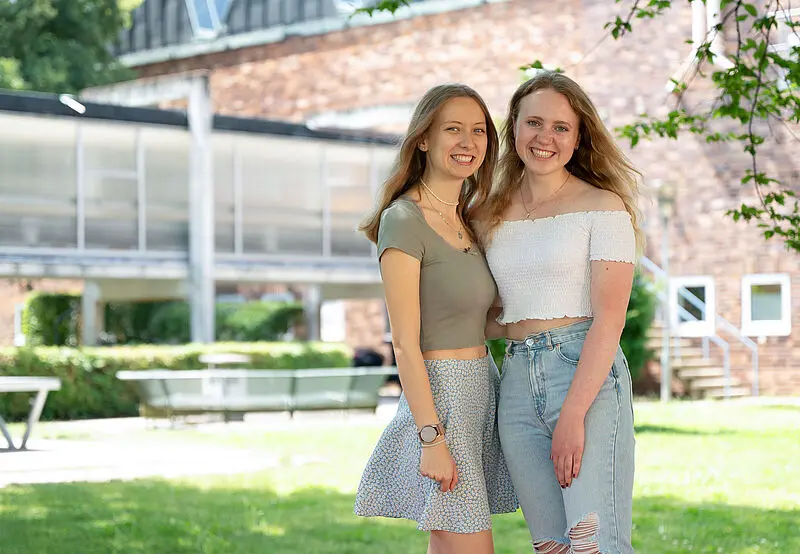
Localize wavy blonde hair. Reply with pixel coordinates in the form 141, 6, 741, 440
482, 71, 644, 250
359, 83, 498, 244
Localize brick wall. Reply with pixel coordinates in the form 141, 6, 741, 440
115, 0, 800, 392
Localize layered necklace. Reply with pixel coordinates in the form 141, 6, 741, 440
420, 179, 471, 252
520, 171, 571, 220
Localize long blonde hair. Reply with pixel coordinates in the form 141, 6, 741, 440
482, 71, 644, 250
359, 84, 498, 244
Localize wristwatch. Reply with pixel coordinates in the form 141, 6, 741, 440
418, 423, 445, 444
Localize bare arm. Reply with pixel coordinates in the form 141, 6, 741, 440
563, 260, 633, 417
382, 247, 458, 492
552, 258, 634, 487
484, 294, 506, 340
381, 248, 439, 428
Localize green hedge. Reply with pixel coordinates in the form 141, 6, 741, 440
22, 293, 304, 346
0, 342, 350, 422
22, 293, 81, 347
106, 301, 304, 345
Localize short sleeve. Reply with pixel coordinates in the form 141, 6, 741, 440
377, 202, 425, 261
588, 211, 636, 263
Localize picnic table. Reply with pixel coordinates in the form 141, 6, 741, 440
117, 366, 398, 421
0, 376, 61, 451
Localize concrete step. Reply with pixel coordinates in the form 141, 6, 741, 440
669, 348, 708, 359
689, 377, 745, 390
672, 357, 716, 368
703, 386, 752, 399
676, 367, 728, 380
645, 337, 693, 349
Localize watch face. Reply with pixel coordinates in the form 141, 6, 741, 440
420, 426, 438, 443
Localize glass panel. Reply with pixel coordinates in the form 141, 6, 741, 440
84, 176, 138, 250
327, 145, 372, 257
214, 136, 235, 253
189, 0, 215, 30
215, 0, 232, 19
678, 286, 705, 322
239, 136, 323, 255
143, 128, 190, 251
82, 123, 137, 172
0, 114, 77, 247
751, 284, 782, 321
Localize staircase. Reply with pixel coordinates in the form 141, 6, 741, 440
646, 323, 751, 399
640, 256, 759, 400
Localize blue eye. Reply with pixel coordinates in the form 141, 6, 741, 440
527, 120, 540, 127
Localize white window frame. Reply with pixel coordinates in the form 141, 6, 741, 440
768, 7, 799, 90
741, 273, 792, 337
669, 276, 716, 337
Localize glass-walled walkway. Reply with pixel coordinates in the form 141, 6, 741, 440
0, 92, 395, 263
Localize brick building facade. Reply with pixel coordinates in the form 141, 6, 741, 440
4, 0, 796, 394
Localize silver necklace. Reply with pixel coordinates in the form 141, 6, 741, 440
422, 187, 470, 250
420, 178, 459, 207
520, 172, 571, 220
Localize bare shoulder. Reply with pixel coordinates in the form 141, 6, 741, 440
573, 181, 626, 212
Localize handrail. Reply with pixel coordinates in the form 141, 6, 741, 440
640, 255, 756, 397
716, 317, 760, 396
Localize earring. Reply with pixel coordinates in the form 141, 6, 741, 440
419, 145, 427, 152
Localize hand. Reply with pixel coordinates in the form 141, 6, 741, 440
420, 442, 458, 492
551, 408, 586, 488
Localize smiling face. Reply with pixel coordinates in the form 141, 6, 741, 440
514, 88, 580, 177
419, 96, 489, 182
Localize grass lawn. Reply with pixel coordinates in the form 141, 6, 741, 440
1, 400, 799, 553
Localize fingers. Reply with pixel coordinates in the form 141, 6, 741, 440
554, 454, 569, 488
552, 451, 583, 488
572, 452, 583, 480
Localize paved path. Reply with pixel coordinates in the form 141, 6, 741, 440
0, 399, 400, 489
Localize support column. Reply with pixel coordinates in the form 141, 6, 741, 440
304, 285, 322, 341
81, 281, 103, 346
188, 75, 215, 343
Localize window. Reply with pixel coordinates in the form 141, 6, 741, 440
669, 276, 716, 337
185, 0, 228, 38
741, 274, 792, 336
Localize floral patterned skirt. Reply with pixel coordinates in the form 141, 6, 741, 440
353, 356, 518, 533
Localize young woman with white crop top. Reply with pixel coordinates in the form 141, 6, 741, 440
353, 83, 517, 554
480, 71, 642, 553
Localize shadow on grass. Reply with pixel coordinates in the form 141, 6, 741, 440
0, 481, 797, 554
633, 495, 800, 553
762, 404, 800, 414
634, 424, 732, 436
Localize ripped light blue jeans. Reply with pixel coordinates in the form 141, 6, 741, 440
498, 319, 635, 553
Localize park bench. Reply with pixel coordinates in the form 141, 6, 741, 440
0, 376, 61, 451
116, 366, 398, 421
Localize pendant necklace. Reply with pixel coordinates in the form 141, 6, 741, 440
520, 172, 571, 220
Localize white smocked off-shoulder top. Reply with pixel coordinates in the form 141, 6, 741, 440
484, 210, 636, 324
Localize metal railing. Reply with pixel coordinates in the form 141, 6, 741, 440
639, 256, 759, 398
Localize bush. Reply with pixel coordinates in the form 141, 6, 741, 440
0, 342, 351, 422
22, 293, 81, 346
620, 272, 658, 380
24, 294, 304, 346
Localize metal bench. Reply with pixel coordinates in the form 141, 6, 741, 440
0, 376, 62, 451
116, 367, 398, 421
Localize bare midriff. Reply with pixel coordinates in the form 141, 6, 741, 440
506, 316, 591, 341
422, 345, 488, 361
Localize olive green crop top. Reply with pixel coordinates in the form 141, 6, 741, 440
377, 198, 496, 352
